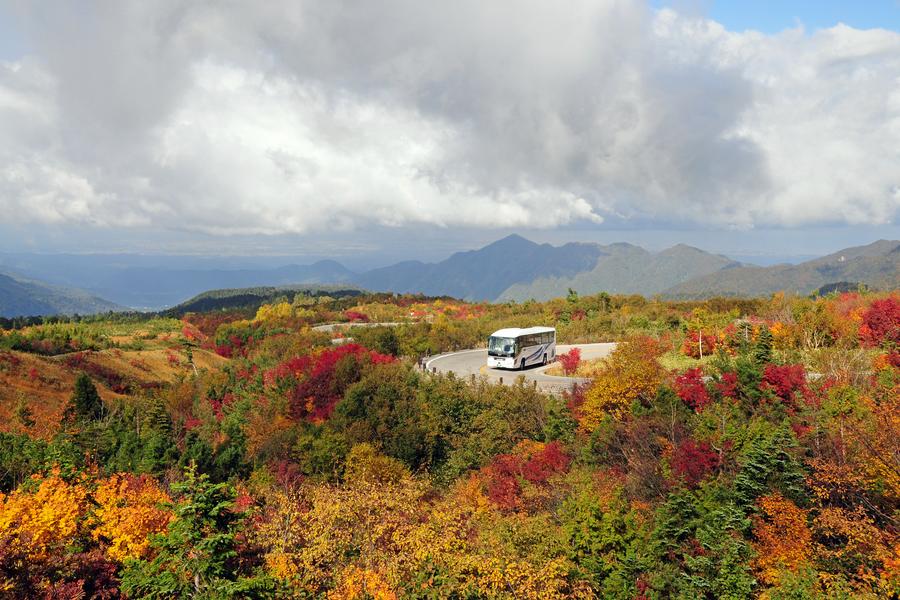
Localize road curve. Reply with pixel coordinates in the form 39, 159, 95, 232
425, 343, 616, 393
311, 322, 405, 333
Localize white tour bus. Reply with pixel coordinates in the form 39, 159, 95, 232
487, 327, 556, 370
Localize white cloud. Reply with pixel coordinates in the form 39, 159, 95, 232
0, 1, 897, 236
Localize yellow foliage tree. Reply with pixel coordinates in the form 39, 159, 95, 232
91, 473, 173, 562
0, 471, 89, 560
253, 456, 428, 593
579, 337, 663, 430
328, 566, 397, 600
254, 302, 295, 323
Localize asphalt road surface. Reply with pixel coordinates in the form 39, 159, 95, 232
425, 343, 616, 393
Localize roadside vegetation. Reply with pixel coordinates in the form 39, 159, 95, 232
0, 289, 896, 598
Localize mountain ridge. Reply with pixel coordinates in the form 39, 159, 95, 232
664, 239, 900, 298
0, 270, 124, 318
3, 237, 897, 315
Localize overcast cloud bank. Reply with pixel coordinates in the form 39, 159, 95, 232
1, 0, 898, 237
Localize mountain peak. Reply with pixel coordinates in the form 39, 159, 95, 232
487, 233, 536, 249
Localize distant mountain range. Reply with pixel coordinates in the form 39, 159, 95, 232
0, 270, 124, 317
356, 235, 604, 301
353, 235, 899, 301
497, 240, 740, 301
1, 236, 897, 316
664, 239, 900, 298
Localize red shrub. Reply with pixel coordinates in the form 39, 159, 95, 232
233, 487, 255, 513
214, 344, 234, 358
271, 459, 304, 490
670, 438, 719, 488
27, 367, 40, 381
762, 364, 810, 408
674, 367, 711, 411
209, 392, 236, 422
266, 344, 395, 423
485, 454, 523, 510
859, 297, 900, 347
680, 330, 717, 359
716, 371, 739, 399
344, 310, 370, 323
522, 441, 572, 484
564, 383, 588, 422
235, 364, 259, 382
483, 441, 572, 511
558, 348, 581, 376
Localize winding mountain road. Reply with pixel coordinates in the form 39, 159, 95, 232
425, 343, 616, 393
311, 322, 615, 393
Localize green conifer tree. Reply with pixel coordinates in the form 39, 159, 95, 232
753, 325, 774, 365
120, 465, 277, 599
63, 373, 104, 424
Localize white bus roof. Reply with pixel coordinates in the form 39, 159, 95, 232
489, 326, 555, 338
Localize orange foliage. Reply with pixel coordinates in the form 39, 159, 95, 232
328, 566, 397, 600
813, 506, 891, 580
91, 473, 173, 562
751, 493, 812, 584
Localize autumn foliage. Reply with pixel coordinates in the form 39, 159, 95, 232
762, 363, 811, 408
669, 438, 719, 488
92, 473, 172, 562
674, 367, 712, 411
859, 296, 900, 347
558, 347, 581, 375
0, 290, 899, 598
752, 493, 813, 584
579, 337, 663, 429
680, 329, 717, 358
0, 471, 90, 561
482, 441, 572, 510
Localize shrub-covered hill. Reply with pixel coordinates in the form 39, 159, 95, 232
0, 270, 123, 317
0, 318, 228, 439
164, 284, 364, 316
0, 289, 896, 598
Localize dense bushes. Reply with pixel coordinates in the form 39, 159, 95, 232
0, 290, 897, 597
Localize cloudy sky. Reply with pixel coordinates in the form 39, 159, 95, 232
1, 0, 898, 266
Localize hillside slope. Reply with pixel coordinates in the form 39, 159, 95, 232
666, 239, 900, 297
354, 234, 605, 301
499, 243, 739, 301
0, 271, 123, 318
166, 284, 364, 315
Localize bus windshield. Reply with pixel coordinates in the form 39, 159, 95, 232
488, 336, 516, 357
